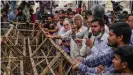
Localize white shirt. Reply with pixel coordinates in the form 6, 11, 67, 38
104, 25, 109, 34
57, 27, 70, 45
61, 25, 88, 59
79, 27, 95, 57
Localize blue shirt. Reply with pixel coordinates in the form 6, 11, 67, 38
78, 51, 114, 74
78, 32, 114, 74
81, 32, 112, 66
8, 11, 15, 21
80, 64, 116, 75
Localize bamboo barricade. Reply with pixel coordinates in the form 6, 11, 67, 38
1, 22, 76, 75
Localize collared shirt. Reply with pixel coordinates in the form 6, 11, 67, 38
82, 64, 116, 75
78, 51, 115, 75
84, 32, 112, 62
78, 32, 113, 74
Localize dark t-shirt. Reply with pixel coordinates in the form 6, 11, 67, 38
44, 22, 55, 30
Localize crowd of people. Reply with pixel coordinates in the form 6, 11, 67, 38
1, 1, 133, 75
44, 6, 133, 75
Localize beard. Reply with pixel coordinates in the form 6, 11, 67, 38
107, 41, 118, 48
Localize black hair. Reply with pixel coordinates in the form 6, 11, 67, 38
47, 14, 54, 18
68, 11, 73, 15
59, 16, 65, 20
104, 15, 109, 24
120, 12, 129, 21
122, 11, 128, 15
114, 46, 133, 71
67, 8, 72, 12
55, 10, 59, 13
59, 10, 65, 14
86, 10, 92, 16
73, 11, 77, 15
83, 10, 92, 19
91, 17, 104, 26
109, 22, 132, 44
111, 11, 115, 15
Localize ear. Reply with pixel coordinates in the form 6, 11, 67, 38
122, 62, 128, 69
101, 26, 104, 31
117, 35, 123, 41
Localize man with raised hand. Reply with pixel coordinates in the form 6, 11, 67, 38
72, 22, 132, 75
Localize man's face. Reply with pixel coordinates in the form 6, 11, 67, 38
71, 25, 77, 33
69, 14, 73, 19
87, 17, 93, 28
53, 15, 59, 22
74, 16, 82, 28
91, 21, 103, 36
112, 54, 126, 72
107, 30, 118, 47
60, 19, 64, 25
48, 17, 52, 22
64, 13, 68, 18
127, 16, 133, 29
58, 13, 62, 18
63, 22, 70, 31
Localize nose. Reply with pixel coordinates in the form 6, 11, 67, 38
112, 58, 115, 63
107, 36, 109, 41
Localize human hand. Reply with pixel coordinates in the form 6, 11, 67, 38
86, 38, 93, 48
75, 38, 82, 44
46, 35, 54, 39
72, 59, 81, 71
44, 28, 49, 32
71, 25, 77, 35
97, 65, 104, 73
76, 57, 84, 62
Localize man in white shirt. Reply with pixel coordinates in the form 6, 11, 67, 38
76, 16, 94, 58
47, 14, 88, 59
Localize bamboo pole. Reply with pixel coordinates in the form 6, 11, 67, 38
7, 38, 24, 56
41, 50, 56, 75
31, 38, 47, 57
3, 51, 11, 75
40, 27, 75, 65
20, 60, 24, 75
2, 26, 14, 43
28, 38, 38, 75
40, 53, 61, 75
